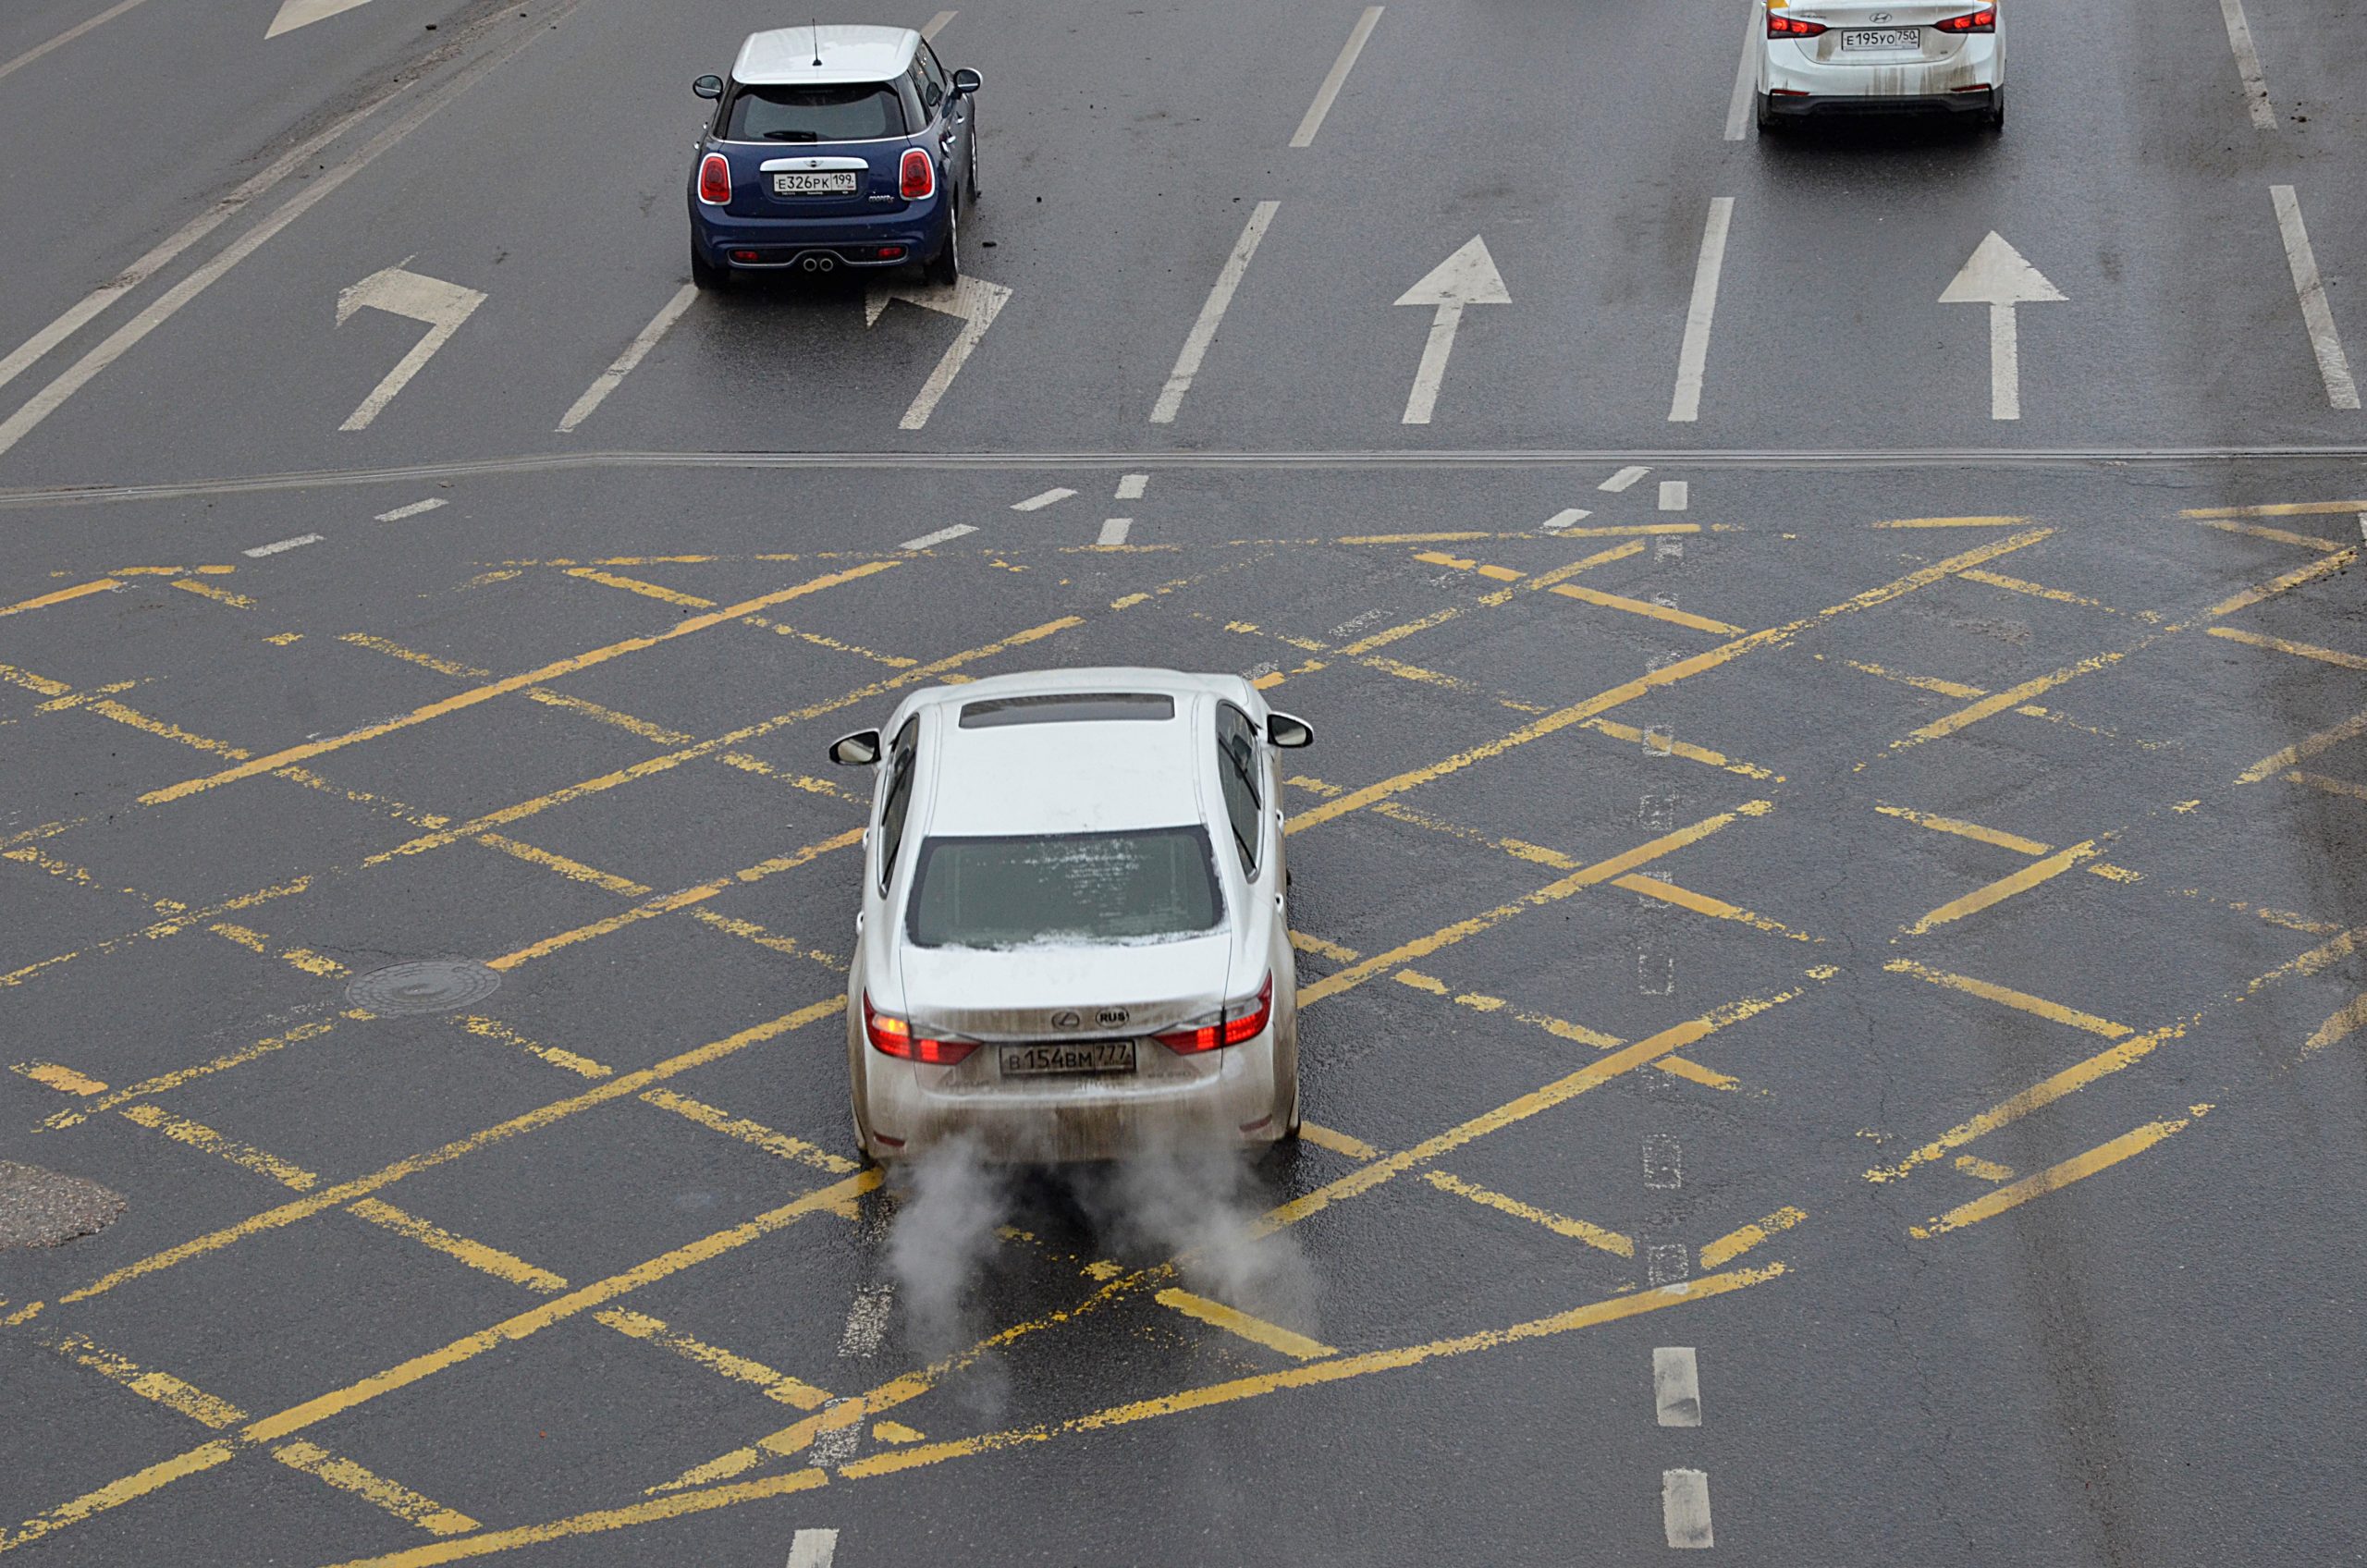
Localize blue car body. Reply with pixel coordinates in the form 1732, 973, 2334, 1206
688, 26, 975, 282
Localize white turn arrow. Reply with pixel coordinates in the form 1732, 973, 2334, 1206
864, 275, 1012, 431
335, 265, 486, 431
267, 0, 372, 38
1939, 232, 2065, 422
1394, 236, 1508, 425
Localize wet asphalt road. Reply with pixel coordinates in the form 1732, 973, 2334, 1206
3, 0, 2366, 1563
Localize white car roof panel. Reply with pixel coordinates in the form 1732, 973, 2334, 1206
733, 25, 919, 87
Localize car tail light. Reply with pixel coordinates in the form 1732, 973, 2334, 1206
1766, 11, 1828, 35
1155, 974, 1274, 1054
1935, 6, 1995, 27
697, 153, 731, 205
864, 994, 979, 1066
899, 148, 935, 200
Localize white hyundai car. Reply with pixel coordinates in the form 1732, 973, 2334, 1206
828, 668, 1313, 1163
1753, 0, 2004, 130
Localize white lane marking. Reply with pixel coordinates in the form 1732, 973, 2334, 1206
0, 15, 552, 460
2358, 513, 2366, 544
1540, 508, 1592, 533
1644, 1134, 1683, 1188
1098, 518, 1133, 545
1723, 5, 1760, 141
0, 91, 388, 399
0, 0, 154, 83
242, 533, 323, 558
864, 276, 1012, 430
374, 497, 448, 522
1939, 232, 2067, 423
1646, 1243, 1690, 1286
1115, 472, 1148, 500
1010, 487, 1075, 511
2270, 186, 2361, 410
336, 266, 486, 432
786, 1529, 840, 1568
558, 284, 698, 434
2215, 0, 2278, 132
1658, 481, 1689, 511
1666, 198, 1734, 423
1396, 236, 1510, 425
1662, 1469, 1715, 1549
1653, 1346, 1702, 1427
1600, 465, 1650, 492
921, 9, 957, 40
900, 523, 976, 551
839, 1286, 893, 1355
1290, 6, 1384, 148
1150, 201, 1280, 424
267, 0, 372, 37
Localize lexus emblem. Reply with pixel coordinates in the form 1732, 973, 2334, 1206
1050, 1010, 1083, 1030
1097, 1006, 1131, 1027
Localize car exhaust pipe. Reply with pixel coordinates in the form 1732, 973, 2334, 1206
800, 256, 821, 273
814, 254, 836, 273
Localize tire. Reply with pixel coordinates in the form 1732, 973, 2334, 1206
925, 200, 961, 286
1754, 92, 1781, 134
967, 127, 980, 205
690, 241, 728, 291
1986, 88, 2005, 131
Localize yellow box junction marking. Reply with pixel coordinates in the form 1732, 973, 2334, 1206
2238, 708, 2367, 785
1901, 839, 2104, 936
346, 1200, 570, 1293
1870, 516, 2030, 529
0, 578, 119, 618
12, 1061, 105, 1096
1154, 1288, 1336, 1361
1698, 1206, 1808, 1269
2207, 625, 2367, 670
1423, 1170, 1634, 1257
595, 1309, 835, 1409
1913, 1107, 2213, 1238
1885, 959, 2132, 1039
639, 1087, 859, 1174
2195, 518, 2350, 553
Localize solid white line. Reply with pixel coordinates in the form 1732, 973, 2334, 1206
1600, 465, 1650, 492
1290, 6, 1384, 149
242, 533, 323, 557
1667, 199, 1733, 423
1658, 480, 1689, 511
0, 13, 560, 460
374, 497, 448, 522
786, 1528, 840, 1568
1539, 508, 1592, 532
1115, 472, 1148, 500
1723, 6, 1760, 141
1010, 486, 1074, 511
0, 0, 153, 83
900, 523, 976, 550
2215, 0, 2278, 132
558, 284, 698, 434
1098, 517, 1133, 545
0, 95, 392, 400
1150, 200, 1280, 424
1662, 1469, 1714, 1548
2270, 185, 2361, 410
1401, 304, 1464, 425
1653, 1346, 1701, 1427
921, 9, 957, 40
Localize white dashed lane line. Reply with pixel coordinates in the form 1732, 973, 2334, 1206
787, 1528, 840, 1567
1659, 481, 1690, 512
1098, 519, 1134, 545
1653, 1347, 1702, 1427
1600, 465, 1650, 492
242, 533, 323, 558
900, 524, 977, 551
374, 497, 448, 522
1115, 472, 1148, 500
1010, 487, 1074, 511
1540, 508, 1592, 533
1663, 1468, 1715, 1549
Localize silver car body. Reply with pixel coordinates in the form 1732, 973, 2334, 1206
839, 668, 1303, 1162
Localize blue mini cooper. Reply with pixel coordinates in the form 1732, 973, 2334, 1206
688, 25, 980, 289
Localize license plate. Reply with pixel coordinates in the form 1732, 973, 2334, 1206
1000, 1040, 1137, 1077
1839, 26, 1921, 48
772, 170, 858, 196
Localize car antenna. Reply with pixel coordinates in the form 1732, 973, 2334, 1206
811, 18, 821, 66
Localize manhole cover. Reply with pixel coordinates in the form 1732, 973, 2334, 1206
346, 959, 502, 1015
1, 1161, 126, 1250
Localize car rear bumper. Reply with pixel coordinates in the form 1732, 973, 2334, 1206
690, 200, 948, 271
859, 1031, 1290, 1163
1762, 84, 1998, 117
1760, 37, 2001, 111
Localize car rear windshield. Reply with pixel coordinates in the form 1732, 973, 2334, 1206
959, 694, 1175, 729
905, 827, 1223, 949
724, 82, 907, 142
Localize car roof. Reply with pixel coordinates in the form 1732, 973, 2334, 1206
910, 669, 1245, 839
732, 25, 918, 87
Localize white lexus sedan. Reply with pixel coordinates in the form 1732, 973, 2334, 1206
828, 668, 1313, 1163
1753, 0, 2004, 130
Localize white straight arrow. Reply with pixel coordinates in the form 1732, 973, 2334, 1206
865, 275, 1012, 430
1394, 236, 1508, 425
1939, 232, 2065, 422
335, 265, 485, 431
267, 0, 373, 38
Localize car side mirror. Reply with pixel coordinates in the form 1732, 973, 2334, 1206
1266, 712, 1314, 749
693, 74, 725, 100
950, 67, 983, 95
829, 729, 882, 766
